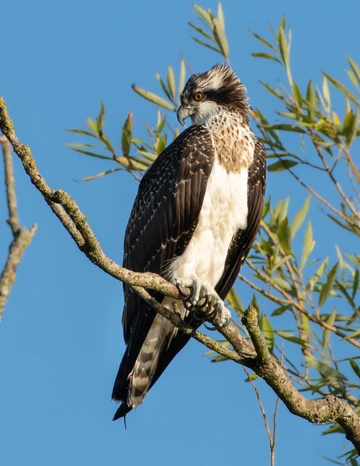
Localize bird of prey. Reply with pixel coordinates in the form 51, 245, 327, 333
112, 64, 266, 420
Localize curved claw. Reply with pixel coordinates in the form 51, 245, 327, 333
204, 322, 217, 331
176, 282, 192, 298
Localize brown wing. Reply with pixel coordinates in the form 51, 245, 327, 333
112, 125, 215, 405
215, 139, 266, 300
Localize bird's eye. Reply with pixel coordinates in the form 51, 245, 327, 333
193, 92, 204, 101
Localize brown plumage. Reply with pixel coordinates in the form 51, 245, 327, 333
112, 64, 266, 420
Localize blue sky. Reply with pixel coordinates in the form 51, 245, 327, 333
1, 1, 359, 465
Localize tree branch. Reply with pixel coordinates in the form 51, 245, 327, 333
0, 135, 36, 317
1, 97, 359, 453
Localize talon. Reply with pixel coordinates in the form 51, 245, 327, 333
176, 282, 192, 298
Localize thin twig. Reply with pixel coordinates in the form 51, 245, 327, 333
0, 135, 37, 317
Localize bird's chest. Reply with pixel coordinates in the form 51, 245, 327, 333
168, 160, 248, 287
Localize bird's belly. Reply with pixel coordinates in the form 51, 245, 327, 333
168, 161, 248, 288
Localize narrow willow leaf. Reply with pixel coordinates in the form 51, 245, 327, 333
352, 268, 359, 300
343, 108, 359, 146
260, 81, 287, 102
291, 195, 311, 239
345, 98, 351, 115
268, 159, 298, 172
305, 356, 347, 381
306, 80, 316, 118
66, 128, 96, 138
322, 307, 337, 348
217, 2, 225, 30
136, 149, 157, 161
213, 17, 229, 59
132, 85, 175, 111
155, 72, 173, 101
322, 76, 331, 112
86, 118, 99, 136
271, 306, 288, 316
249, 30, 277, 52
193, 4, 213, 25
308, 257, 329, 290
188, 22, 215, 42
279, 196, 290, 223
347, 56, 360, 85
96, 101, 106, 134
276, 330, 304, 345
251, 53, 282, 64
66, 146, 113, 160
278, 218, 292, 255
121, 113, 133, 157
167, 66, 176, 100
179, 60, 186, 97
226, 287, 244, 314
292, 81, 302, 105
343, 329, 360, 340
263, 123, 305, 133
244, 373, 260, 382
332, 111, 341, 125
318, 262, 338, 308
349, 358, 360, 379
323, 72, 360, 105
271, 276, 292, 292
346, 70, 359, 89
77, 168, 122, 182
300, 221, 315, 270
261, 314, 274, 352
277, 24, 288, 66
190, 36, 221, 54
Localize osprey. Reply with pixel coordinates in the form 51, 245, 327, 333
112, 64, 266, 420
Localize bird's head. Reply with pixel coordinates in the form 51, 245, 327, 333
177, 64, 248, 126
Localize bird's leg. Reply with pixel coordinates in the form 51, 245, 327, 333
173, 277, 231, 328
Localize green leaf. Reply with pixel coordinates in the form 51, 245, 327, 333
318, 262, 338, 308
343, 108, 359, 146
86, 117, 99, 136
276, 330, 304, 345
343, 329, 360, 340
167, 66, 176, 100
306, 80, 316, 118
300, 221, 315, 269
352, 268, 359, 300
305, 356, 347, 381
271, 306, 288, 316
262, 123, 305, 133
155, 72, 173, 101
121, 113, 133, 157
249, 30, 277, 52
260, 314, 274, 353
226, 287, 244, 315
66, 146, 113, 160
323, 72, 360, 105
278, 218, 292, 255
66, 128, 96, 138
322, 76, 331, 112
347, 56, 360, 86
190, 35, 221, 54
188, 22, 215, 42
251, 53, 282, 64
349, 358, 360, 379
217, 2, 225, 30
292, 81, 302, 105
179, 60, 186, 97
322, 307, 336, 348
132, 85, 175, 111
308, 257, 328, 290
213, 17, 229, 59
291, 196, 310, 239
268, 159, 298, 172
96, 101, 106, 134
193, 4, 213, 25
77, 168, 122, 182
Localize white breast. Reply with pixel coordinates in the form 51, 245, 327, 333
167, 159, 249, 288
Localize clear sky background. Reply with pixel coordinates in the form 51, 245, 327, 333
1, 1, 359, 465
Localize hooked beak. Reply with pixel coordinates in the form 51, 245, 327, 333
177, 105, 194, 126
